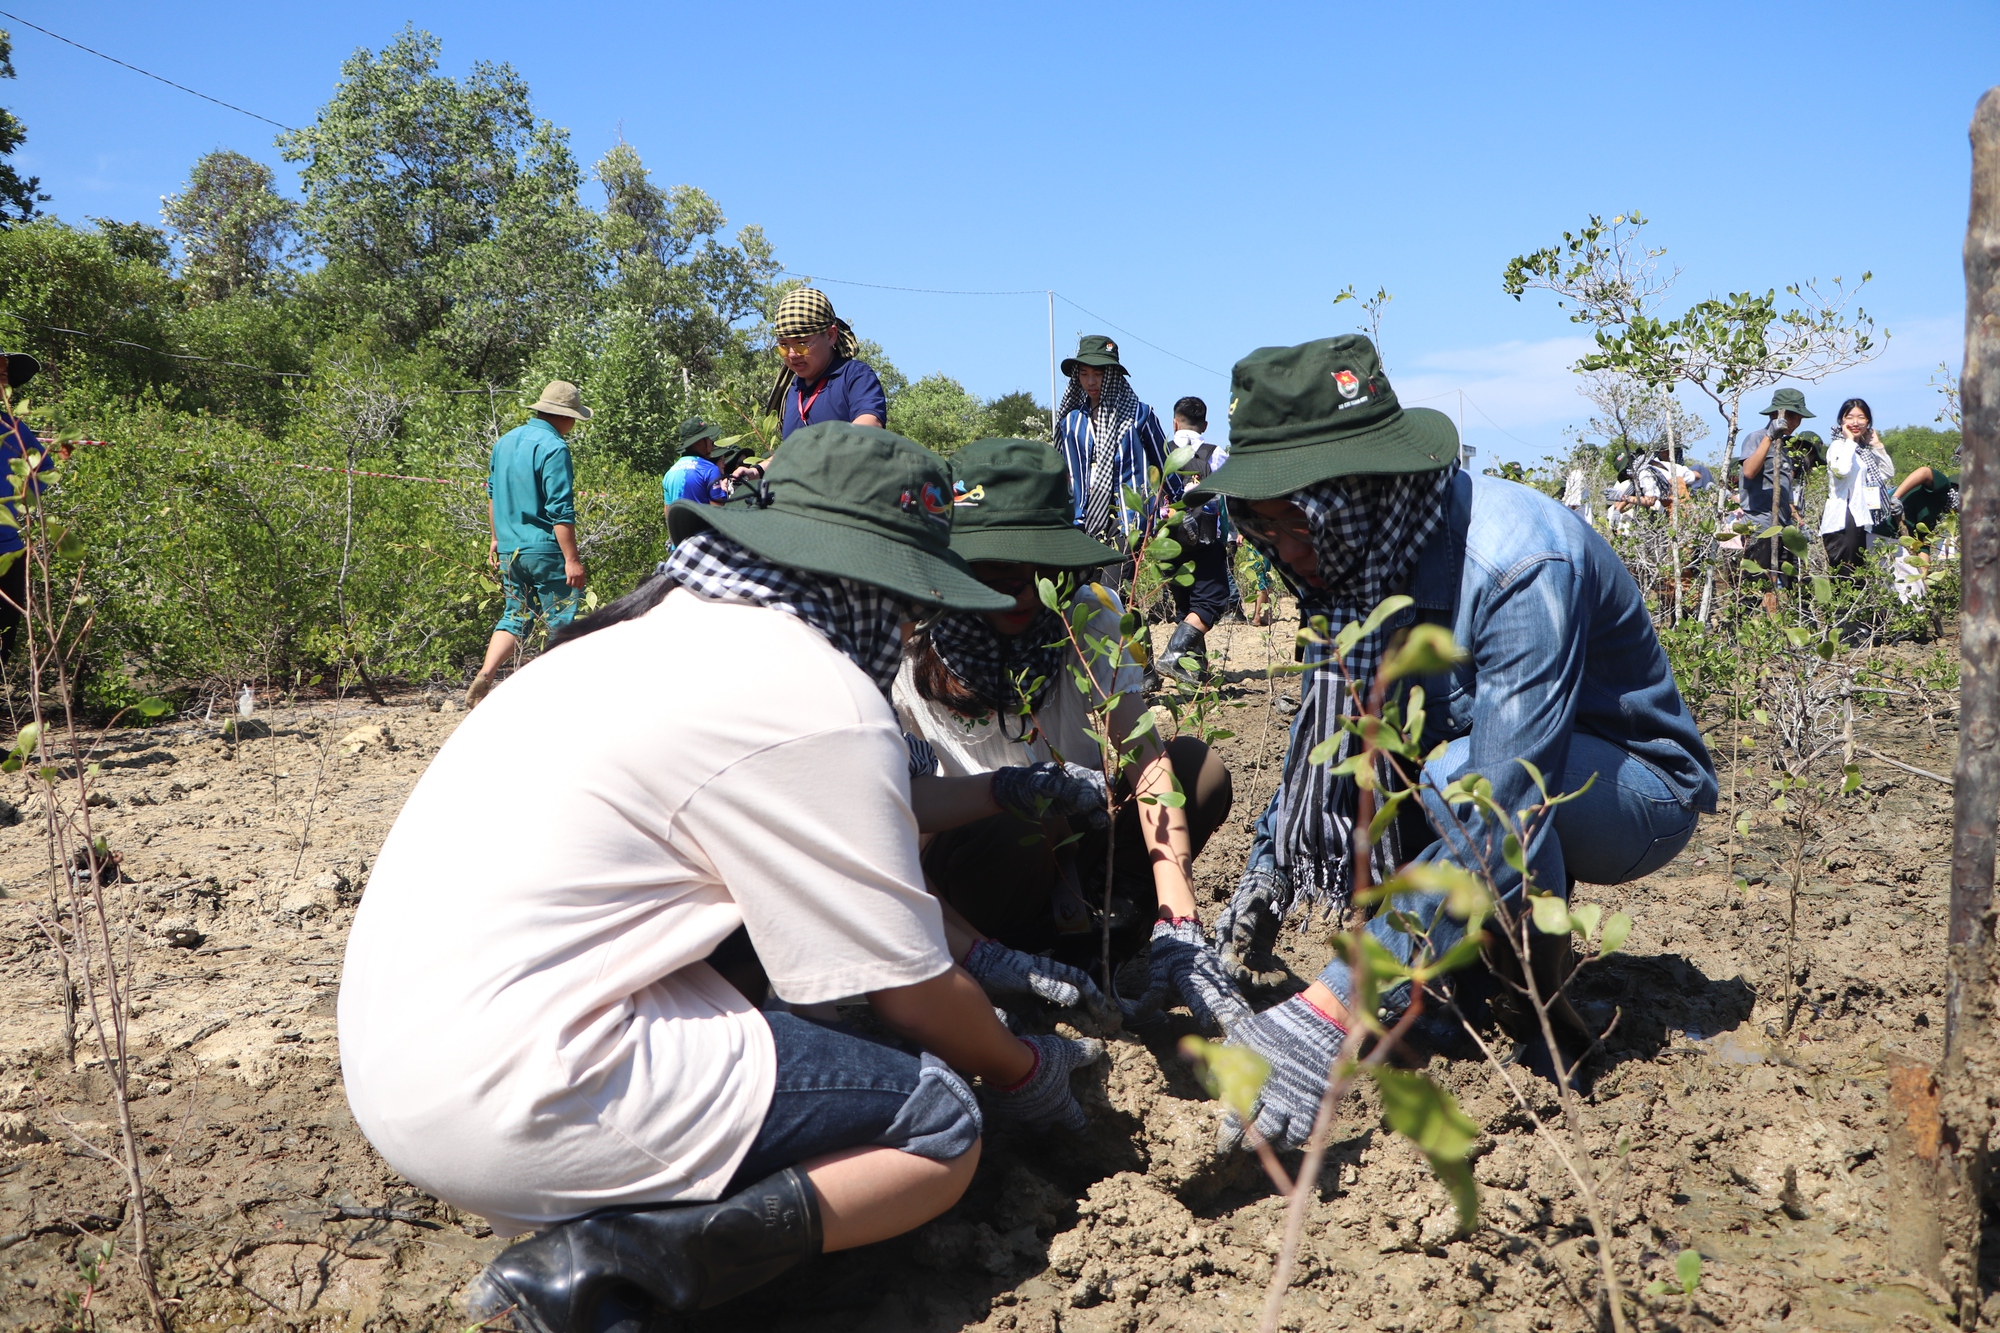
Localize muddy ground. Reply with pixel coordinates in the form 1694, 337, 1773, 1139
0, 606, 1985, 1332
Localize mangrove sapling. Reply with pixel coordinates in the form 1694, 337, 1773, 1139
2, 413, 174, 1331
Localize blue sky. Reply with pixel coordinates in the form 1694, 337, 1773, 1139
6, 1, 1995, 464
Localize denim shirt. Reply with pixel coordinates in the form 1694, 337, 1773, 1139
1246, 471, 1718, 902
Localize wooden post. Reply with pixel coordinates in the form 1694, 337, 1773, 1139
1893, 85, 2000, 1325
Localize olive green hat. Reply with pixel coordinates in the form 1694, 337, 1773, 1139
946, 438, 1122, 569
668, 423, 1012, 611
1195, 335, 1457, 500
1760, 388, 1814, 419
679, 417, 720, 453
1060, 334, 1124, 377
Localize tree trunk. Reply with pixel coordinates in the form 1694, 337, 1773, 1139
1893, 84, 2000, 1327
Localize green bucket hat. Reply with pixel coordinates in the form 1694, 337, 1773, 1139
1196, 335, 1457, 500
668, 423, 1012, 611
1760, 388, 1815, 419
1060, 334, 1124, 377
946, 439, 1123, 569
679, 417, 720, 453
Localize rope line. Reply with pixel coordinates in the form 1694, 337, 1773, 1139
0, 8, 295, 130
1051, 292, 1226, 380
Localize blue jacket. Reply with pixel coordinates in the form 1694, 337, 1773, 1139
1055, 403, 1180, 541
1248, 470, 1717, 900
488, 418, 576, 555
0, 415, 48, 557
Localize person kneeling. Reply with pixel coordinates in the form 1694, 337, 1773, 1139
338, 426, 1102, 1333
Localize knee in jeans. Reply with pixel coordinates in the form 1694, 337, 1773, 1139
878, 1056, 983, 1164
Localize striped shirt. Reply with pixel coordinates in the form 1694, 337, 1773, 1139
1054, 402, 1180, 543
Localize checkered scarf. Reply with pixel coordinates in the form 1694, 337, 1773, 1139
661, 530, 918, 696
1059, 368, 1141, 543
772, 287, 860, 359
1228, 464, 1458, 914
924, 606, 1070, 719
1856, 433, 1893, 490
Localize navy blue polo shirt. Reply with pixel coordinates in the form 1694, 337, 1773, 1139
779, 357, 888, 439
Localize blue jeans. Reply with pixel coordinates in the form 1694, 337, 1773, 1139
1318, 731, 1699, 1009
723, 1012, 981, 1194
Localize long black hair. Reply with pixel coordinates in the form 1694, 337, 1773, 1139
1836, 397, 1874, 434
546, 572, 674, 649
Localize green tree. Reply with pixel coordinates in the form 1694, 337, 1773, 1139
278, 25, 601, 382
1880, 424, 1961, 478
0, 28, 45, 224
161, 150, 299, 303
981, 389, 1051, 442
891, 373, 984, 455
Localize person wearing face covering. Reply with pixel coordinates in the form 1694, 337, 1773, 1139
1156, 337, 1715, 1152
341, 425, 1104, 1333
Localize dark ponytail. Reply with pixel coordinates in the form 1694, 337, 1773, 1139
547, 572, 676, 650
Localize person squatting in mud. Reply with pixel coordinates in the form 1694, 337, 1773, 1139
1144, 335, 1720, 1151
895, 438, 1234, 999
337, 425, 1113, 1333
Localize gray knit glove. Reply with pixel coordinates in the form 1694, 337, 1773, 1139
990, 761, 1110, 830
1215, 867, 1289, 986
1217, 995, 1348, 1153
1124, 918, 1253, 1035
962, 940, 1115, 1025
984, 1033, 1105, 1133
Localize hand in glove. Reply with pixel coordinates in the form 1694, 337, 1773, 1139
990, 761, 1109, 830
1216, 994, 1348, 1154
1123, 918, 1252, 1035
962, 940, 1115, 1025
984, 1033, 1105, 1133
1215, 867, 1289, 986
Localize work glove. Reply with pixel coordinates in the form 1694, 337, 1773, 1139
962, 940, 1115, 1026
984, 1033, 1105, 1133
1215, 867, 1289, 986
1122, 918, 1252, 1035
990, 761, 1110, 830
1216, 994, 1348, 1154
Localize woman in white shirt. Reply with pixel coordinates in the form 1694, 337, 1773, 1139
1821, 397, 1895, 572
895, 439, 1238, 1032
341, 426, 1104, 1333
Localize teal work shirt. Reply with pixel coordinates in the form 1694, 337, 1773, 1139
488, 417, 576, 555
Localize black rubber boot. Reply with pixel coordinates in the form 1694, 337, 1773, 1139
1162, 622, 1209, 685
464, 1166, 822, 1333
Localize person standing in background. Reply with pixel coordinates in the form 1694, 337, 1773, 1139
1161, 396, 1233, 684
1735, 388, 1814, 612
466, 382, 591, 710
767, 288, 887, 445
0, 352, 47, 669
1819, 397, 1895, 574
662, 418, 730, 516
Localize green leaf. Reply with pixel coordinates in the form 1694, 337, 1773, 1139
9, 722, 40, 758
1569, 901, 1603, 942
1369, 1067, 1481, 1232
1382, 623, 1468, 683
1368, 789, 1411, 842
1599, 912, 1633, 955
1417, 931, 1488, 981
1308, 735, 1345, 765
1675, 1248, 1702, 1295
1502, 833, 1525, 874
1162, 443, 1199, 475
1515, 757, 1548, 800
1529, 893, 1570, 935
1179, 1036, 1271, 1122
134, 697, 172, 719
1149, 536, 1183, 562
1037, 577, 1061, 613
1359, 594, 1415, 637
1149, 789, 1187, 807
1393, 861, 1491, 925
1810, 575, 1832, 605
1841, 762, 1861, 794
1780, 526, 1809, 556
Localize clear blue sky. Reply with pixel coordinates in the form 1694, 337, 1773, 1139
7, 1, 1996, 463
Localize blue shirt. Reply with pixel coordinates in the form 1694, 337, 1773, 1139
779, 357, 888, 438
0, 415, 49, 556
1246, 471, 1716, 901
1054, 402, 1180, 540
1736, 426, 1796, 520
487, 418, 576, 555
662, 455, 724, 507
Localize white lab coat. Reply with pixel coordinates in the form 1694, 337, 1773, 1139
1820, 432, 1893, 535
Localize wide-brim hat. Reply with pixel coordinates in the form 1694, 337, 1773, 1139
947, 438, 1122, 568
1060, 333, 1124, 378
530, 380, 593, 421
3, 352, 39, 389
668, 423, 1012, 611
1194, 335, 1456, 500
679, 417, 720, 453
1760, 388, 1814, 419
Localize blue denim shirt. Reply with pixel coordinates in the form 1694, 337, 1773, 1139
1247, 470, 1718, 903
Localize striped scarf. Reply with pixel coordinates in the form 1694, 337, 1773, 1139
924, 606, 1070, 718
1229, 464, 1458, 914
1059, 369, 1141, 543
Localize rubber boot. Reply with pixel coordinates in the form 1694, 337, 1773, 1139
1162, 622, 1209, 686
464, 1166, 822, 1333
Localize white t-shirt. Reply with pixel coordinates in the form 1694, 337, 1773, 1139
339, 590, 951, 1236
894, 593, 1144, 778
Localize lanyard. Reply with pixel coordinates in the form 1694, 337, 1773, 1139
795, 375, 829, 426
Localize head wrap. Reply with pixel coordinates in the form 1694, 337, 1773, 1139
1228, 463, 1458, 915
921, 605, 1071, 728
1057, 367, 1141, 544
660, 530, 919, 696
773, 287, 861, 360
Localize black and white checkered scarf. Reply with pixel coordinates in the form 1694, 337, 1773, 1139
661, 530, 920, 697
1059, 369, 1141, 544
924, 606, 1070, 718
1229, 464, 1458, 914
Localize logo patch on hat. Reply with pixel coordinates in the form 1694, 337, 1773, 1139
1104, 341, 1117, 356
902, 483, 951, 527
952, 482, 985, 507
1333, 369, 1361, 400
